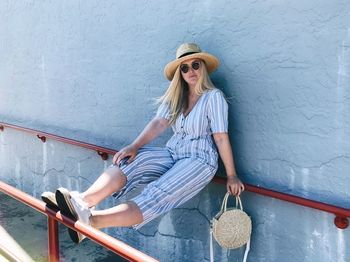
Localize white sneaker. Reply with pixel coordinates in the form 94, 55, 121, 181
70, 191, 92, 226
41, 191, 58, 209
56, 188, 92, 243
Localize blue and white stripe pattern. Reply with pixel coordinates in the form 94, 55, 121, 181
132, 157, 215, 229
158, 88, 228, 167
113, 147, 175, 199
111, 88, 228, 228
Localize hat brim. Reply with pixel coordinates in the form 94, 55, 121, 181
164, 52, 219, 81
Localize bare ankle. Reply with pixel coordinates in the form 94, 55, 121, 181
81, 194, 95, 208
89, 215, 97, 228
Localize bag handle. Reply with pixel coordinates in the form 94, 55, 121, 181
220, 192, 243, 213
212, 192, 250, 262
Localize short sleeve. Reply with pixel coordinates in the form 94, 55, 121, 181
207, 90, 228, 133
156, 101, 171, 120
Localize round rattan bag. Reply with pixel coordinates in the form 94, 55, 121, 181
212, 193, 252, 249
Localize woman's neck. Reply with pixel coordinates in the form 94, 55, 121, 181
187, 85, 197, 96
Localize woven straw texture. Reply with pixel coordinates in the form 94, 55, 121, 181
212, 205, 252, 249
213, 209, 251, 249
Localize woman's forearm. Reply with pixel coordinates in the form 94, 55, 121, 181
131, 117, 169, 149
213, 133, 237, 177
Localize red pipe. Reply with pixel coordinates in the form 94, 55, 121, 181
0, 181, 159, 262
213, 176, 350, 228
56, 214, 158, 262
47, 217, 59, 262
1, 122, 349, 229
0, 122, 117, 156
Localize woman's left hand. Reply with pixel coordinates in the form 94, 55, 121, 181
226, 176, 245, 196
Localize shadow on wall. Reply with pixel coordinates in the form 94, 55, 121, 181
211, 71, 244, 179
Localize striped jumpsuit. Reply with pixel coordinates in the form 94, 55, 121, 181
111, 88, 228, 229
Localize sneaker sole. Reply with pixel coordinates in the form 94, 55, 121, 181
41, 194, 58, 209
55, 188, 82, 244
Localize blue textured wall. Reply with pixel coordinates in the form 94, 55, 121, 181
1, 1, 349, 261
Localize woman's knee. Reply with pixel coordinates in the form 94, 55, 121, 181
104, 166, 127, 186
127, 201, 143, 223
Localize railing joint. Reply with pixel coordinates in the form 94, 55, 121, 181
97, 151, 109, 160
334, 216, 349, 229
37, 134, 46, 143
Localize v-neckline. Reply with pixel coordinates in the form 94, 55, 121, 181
182, 94, 203, 118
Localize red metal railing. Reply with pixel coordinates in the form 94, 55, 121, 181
0, 180, 158, 262
0, 121, 348, 231
0, 122, 114, 160
213, 177, 350, 229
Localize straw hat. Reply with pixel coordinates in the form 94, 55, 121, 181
164, 43, 219, 80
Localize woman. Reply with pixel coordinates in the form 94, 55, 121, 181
42, 43, 244, 243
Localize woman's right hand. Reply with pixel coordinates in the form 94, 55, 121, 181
113, 144, 139, 165
226, 176, 244, 196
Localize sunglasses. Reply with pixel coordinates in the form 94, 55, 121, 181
180, 61, 201, 74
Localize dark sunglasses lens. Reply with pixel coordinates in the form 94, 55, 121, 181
192, 62, 200, 70
180, 64, 189, 73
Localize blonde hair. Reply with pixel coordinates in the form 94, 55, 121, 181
158, 60, 215, 125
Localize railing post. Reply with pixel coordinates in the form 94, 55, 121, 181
47, 216, 59, 262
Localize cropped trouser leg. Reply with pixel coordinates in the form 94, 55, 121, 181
131, 157, 216, 229
108, 147, 216, 229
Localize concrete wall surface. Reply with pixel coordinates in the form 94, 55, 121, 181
0, 1, 349, 261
